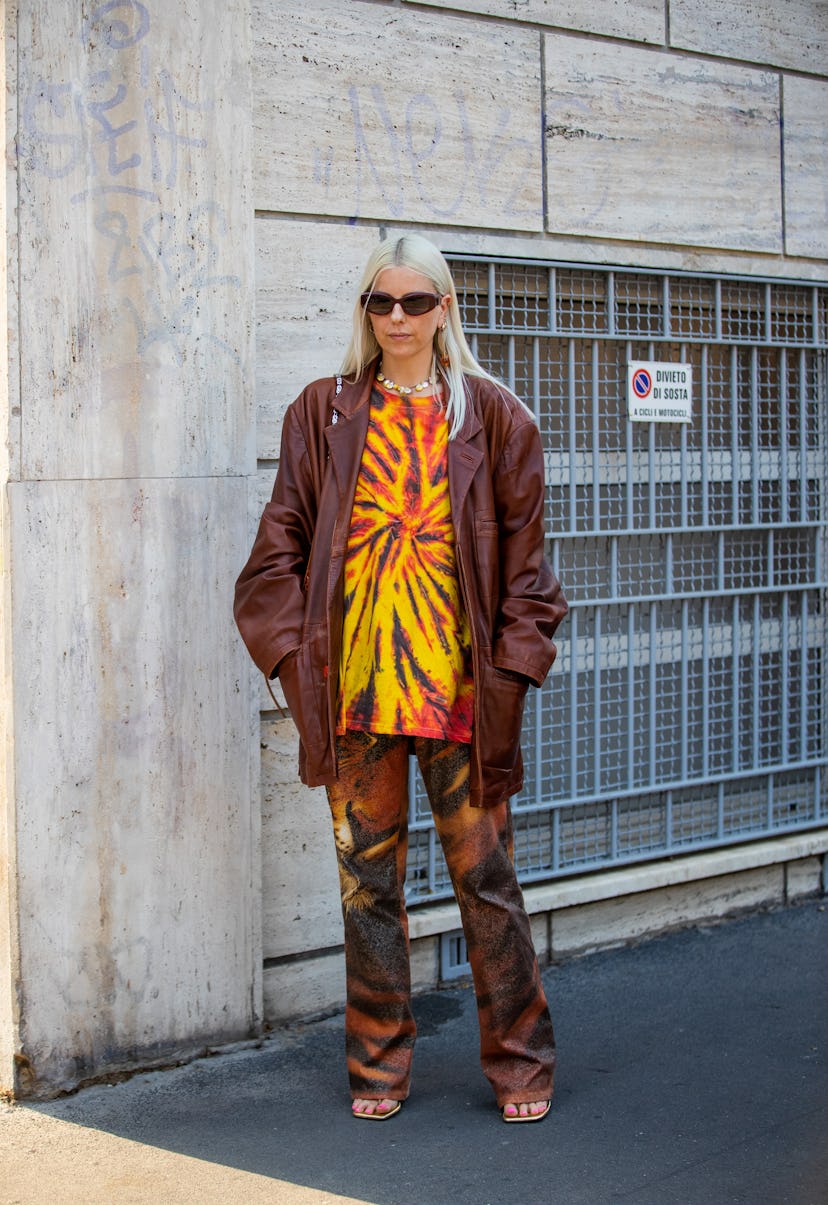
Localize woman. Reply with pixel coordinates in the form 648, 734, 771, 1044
234, 234, 567, 1123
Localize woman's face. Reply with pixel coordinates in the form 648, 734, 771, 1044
367, 266, 450, 377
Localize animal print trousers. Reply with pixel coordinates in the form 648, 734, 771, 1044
326, 730, 556, 1107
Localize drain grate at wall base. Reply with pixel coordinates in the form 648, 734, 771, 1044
440, 930, 471, 981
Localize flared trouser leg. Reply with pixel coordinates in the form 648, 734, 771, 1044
327, 731, 555, 1107
326, 732, 414, 1101
416, 738, 555, 1108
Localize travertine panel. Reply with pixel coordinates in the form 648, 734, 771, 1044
550, 866, 784, 957
255, 220, 379, 461
410, 936, 439, 992
263, 931, 440, 1022
261, 717, 343, 960
785, 856, 823, 900
264, 952, 346, 1023
671, 0, 828, 73
9, 477, 259, 1091
407, 0, 664, 43
544, 38, 782, 251
0, 626, 14, 1096
0, 477, 13, 1094
253, 0, 542, 231
16, 0, 253, 480
530, 913, 549, 962
783, 77, 828, 260
390, 224, 828, 283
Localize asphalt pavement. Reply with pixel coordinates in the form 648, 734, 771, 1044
3, 899, 827, 1205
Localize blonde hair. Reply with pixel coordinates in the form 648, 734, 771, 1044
340, 234, 519, 439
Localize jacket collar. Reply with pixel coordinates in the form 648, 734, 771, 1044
331, 361, 376, 419
454, 377, 483, 444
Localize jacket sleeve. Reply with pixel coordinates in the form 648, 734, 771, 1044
233, 402, 317, 678
490, 415, 568, 686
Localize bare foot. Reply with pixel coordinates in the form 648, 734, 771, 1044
501, 1099, 551, 1122
352, 1097, 400, 1119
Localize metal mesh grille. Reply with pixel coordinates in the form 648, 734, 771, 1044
406, 261, 828, 905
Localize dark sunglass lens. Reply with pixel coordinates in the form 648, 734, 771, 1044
402, 294, 438, 315
361, 292, 439, 315
361, 293, 394, 315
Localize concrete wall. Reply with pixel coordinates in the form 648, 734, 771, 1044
0, 0, 15, 1094
252, 0, 828, 1024
1, 0, 258, 1097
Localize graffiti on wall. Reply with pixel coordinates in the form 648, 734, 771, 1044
18, 0, 241, 365
305, 81, 540, 228
332, 84, 539, 225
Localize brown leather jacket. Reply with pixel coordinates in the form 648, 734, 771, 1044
234, 363, 567, 807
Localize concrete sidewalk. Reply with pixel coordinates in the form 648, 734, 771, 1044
3, 900, 827, 1205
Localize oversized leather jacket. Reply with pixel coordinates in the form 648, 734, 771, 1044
234, 362, 567, 807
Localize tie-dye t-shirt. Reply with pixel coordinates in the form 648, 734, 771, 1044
337, 384, 474, 742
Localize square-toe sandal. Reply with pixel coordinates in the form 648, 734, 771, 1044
352, 1100, 402, 1121
501, 1101, 551, 1124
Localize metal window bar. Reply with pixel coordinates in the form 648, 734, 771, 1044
405, 260, 828, 905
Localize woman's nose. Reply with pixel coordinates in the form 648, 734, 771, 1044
390, 302, 406, 320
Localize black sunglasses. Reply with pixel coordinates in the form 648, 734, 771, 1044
360, 291, 442, 316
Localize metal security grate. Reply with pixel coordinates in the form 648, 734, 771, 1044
406, 259, 828, 905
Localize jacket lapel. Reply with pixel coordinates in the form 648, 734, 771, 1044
448, 397, 484, 534
325, 403, 369, 503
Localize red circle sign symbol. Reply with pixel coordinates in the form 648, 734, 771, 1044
632, 368, 652, 399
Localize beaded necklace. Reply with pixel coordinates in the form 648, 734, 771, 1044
376, 364, 436, 397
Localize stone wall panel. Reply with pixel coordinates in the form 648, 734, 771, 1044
9, 476, 259, 1091
783, 77, 828, 260
261, 718, 342, 961
544, 37, 782, 251
550, 867, 785, 958
671, 0, 828, 73
253, 0, 542, 231
255, 219, 379, 461
16, 0, 253, 481
264, 952, 345, 1024
406, 0, 664, 43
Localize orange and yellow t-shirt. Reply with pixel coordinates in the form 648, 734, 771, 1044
337, 384, 474, 742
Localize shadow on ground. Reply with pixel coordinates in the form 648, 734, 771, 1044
21, 901, 828, 1205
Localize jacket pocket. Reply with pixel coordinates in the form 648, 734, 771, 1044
477, 662, 528, 775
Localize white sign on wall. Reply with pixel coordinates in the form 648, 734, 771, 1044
627, 361, 693, 422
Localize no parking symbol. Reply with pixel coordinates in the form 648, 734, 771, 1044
631, 368, 652, 400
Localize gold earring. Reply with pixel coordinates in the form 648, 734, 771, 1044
437, 326, 450, 367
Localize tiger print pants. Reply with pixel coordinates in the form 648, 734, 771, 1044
326, 731, 556, 1107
